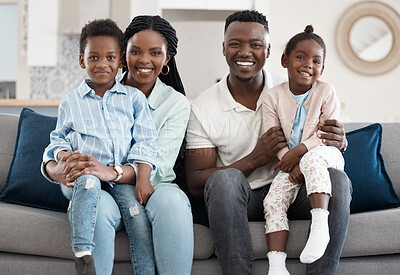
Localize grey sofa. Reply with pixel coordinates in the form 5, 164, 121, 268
1, 112, 400, 275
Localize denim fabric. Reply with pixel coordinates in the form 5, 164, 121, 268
60, 175, 101, 254
204, 168, 352, 275
108, 183, 194, 275
92, 190, 124, 275
108, 183, 155, 275
204, 168, 253, 275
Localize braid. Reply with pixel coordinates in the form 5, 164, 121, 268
124, 15, 185, 95
284, 24, 326, 61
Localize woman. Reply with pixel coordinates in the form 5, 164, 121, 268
43, 15, 193, 275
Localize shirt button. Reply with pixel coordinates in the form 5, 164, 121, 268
107, 116, 110, 120
113, 136, 116, 139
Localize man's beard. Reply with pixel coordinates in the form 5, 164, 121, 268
235, 74, 253, 82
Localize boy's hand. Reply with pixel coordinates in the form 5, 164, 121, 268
136, 179, 154, 205
288, 164, 304, 184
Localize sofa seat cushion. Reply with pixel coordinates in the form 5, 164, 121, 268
0, 202, 130, 261
246, 207, 400, 260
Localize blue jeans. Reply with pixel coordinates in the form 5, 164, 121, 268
60, 175, 102, 255
61, 178, 124, 275
204, 168, 352, 275
108, 183, 194, 275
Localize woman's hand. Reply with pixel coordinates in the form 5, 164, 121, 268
319, 119, 347, 151
46, 150, 91, 187
66, 155, 117, 182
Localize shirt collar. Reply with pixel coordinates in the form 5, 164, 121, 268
78, 78, 127, 98
147, 78, 165, 110
220, 69, 271, 112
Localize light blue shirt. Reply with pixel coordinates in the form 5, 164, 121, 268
289, 90, 310, 149
44, 79, 157, 169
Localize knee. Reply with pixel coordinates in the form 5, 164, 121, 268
75, 175, 101, 190
151, 187, 191, 215
328, 168, 352, 206
205, 168, 248, 197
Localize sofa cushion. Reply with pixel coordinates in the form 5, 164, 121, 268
0, 108, 69, 212
343, 123, 400, 213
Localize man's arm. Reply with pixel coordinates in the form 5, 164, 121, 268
185, 126, 287, 197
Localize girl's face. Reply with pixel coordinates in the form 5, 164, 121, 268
125, 29, 171, 96
281, 39, 325, 95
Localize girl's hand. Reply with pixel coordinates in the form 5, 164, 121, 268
274, 150, 300, 173
288, 164, 304, 184
135, 179, 154, 205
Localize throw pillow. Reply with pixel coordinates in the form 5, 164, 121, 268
0, 108, 68, 212
343, 123, 400, 213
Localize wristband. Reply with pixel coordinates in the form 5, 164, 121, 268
111, 165, 123, 182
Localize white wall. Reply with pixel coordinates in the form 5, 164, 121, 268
265, 0, 400, 122
0, 4, 17, 82
166, 0, 400, 122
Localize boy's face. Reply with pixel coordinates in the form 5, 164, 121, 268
223, 21, 270, 82
79, 36, 123, 95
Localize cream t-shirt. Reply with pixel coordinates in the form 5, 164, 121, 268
186, 70, 286, 189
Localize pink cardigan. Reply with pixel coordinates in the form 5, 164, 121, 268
261, 80, 341, 160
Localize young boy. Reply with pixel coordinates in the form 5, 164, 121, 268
43, 19, 157, 274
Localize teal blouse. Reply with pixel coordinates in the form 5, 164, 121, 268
134, 78, 190, 188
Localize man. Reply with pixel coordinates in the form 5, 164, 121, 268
185, 10, 351, 275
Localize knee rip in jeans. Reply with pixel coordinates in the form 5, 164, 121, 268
85, 177, 96, 189
129, 203, 140, 217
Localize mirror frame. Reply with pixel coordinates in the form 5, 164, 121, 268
335, 1, 400, 75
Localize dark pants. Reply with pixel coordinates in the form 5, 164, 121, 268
203, 168, 352, 275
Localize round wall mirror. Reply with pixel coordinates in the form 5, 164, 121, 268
335, 1, 400, 75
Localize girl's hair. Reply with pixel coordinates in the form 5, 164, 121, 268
284, 25, 326, 61
79, 19, 124, 55
225, 10, 269, 34
123, 15, 185, 95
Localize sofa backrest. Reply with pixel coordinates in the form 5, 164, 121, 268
0, 113, 19, 191
344, 122, 400, 197
0, 113, 399, 197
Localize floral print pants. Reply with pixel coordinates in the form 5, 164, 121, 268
263, 146, 344, 234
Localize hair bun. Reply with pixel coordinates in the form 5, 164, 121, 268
304, 25, 314, 33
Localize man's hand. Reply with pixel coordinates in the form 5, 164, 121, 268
288, 164, 304, 184
250, 126, 287, 168
319, 119, 347, 151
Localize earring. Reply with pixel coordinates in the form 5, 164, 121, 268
161, 65, 170, 76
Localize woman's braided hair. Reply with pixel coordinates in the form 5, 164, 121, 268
124, 15, 185, 95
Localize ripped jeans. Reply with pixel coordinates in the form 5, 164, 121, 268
107, 183, 194, 275
60, 175, 101, 255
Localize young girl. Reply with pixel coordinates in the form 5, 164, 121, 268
261, 25, 344, 275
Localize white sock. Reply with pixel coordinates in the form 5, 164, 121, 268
300, 208, 330, 264
75, 251, 91, 258
267, 251, 290, 275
